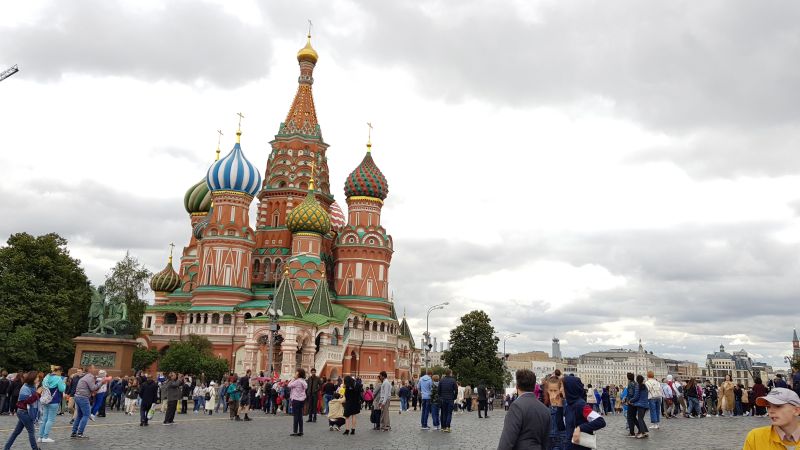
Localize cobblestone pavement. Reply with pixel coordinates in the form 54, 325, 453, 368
0, 408, 763, 449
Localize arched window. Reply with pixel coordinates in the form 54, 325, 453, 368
372, 322, 377, 331
264, 259, 271, 279
346, 280, 354, 295
380, 323, 385, 332
253, 259, 260, 274
211, 313, 220, 324
256, 312, 263, 317
244, 313, 252, 320
164, 313, 178, 325
203, 313, 208, 324
353, 317, 360, 329
332, 328, 340, 346
272, 212, 280, 227
188, 314, 194, 324
223, 314, 232, 325
364, 320, 370, 331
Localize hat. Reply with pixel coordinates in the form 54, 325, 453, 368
756, 388, 800, 407
666, 374, 673, 382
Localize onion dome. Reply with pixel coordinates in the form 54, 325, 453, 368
329, 201, 346, 232
287, 170, 331, 235
183, 179, 211, 214
206, 131, 261, 197
287, 191, 331, 235
150, 260, 180, 293
344, 144, 388, 200
297, 34, 318, 64
193, 213, 210, 240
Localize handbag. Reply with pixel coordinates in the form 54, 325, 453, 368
572, 432, 597, 449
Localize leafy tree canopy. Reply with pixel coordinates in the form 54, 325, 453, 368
158, 334, 228, 382
442, 310, 507, 389
103, 251, 151, 336
0, 233, 92, 371
132, 345, 159, 372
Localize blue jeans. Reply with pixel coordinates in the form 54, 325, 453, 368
193, 396, 203, 411
431, 402, 440, 427
420, 399, 431, 427
4, 409, 37, 450
40, 402, 59, 438
323, 394, 332, 414
688, 397, 701, 416
400, 396, 408, 411
91, 392, 106, 415
648, 398, 661, 424
440, 400, 454, 428
72, 396, 91, 435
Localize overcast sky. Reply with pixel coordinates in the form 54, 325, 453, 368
2, 0, 800, 368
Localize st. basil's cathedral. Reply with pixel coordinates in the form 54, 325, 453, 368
140, 35, 420, 383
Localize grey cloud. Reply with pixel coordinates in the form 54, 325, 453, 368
1, 0, 272, 87
391, 224, 800, 365
336, 1, 800, 131
1, 179, 188, 253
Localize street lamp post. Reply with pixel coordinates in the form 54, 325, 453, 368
501, 333, 518, 388
424, 302, 449, 371
266, 306, 283, 377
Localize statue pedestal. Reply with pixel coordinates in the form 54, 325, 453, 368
72, 335, 139, 377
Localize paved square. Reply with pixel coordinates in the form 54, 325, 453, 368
0, 408, 762, 449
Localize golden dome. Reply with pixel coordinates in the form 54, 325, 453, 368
297, 34, 318, 64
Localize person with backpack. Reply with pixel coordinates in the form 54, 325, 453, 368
37, 366, 66, 444
3, 371, 41, 450
430, 375, 441, 430
0, 370, 10, 415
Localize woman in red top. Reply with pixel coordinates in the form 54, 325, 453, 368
751, 377, 768, 417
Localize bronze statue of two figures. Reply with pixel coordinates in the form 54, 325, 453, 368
87, 289, 132, 336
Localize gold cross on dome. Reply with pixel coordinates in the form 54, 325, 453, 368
367, 122, 373, 150
215, 129, 223, 160
168, 242, 175, 263
236, 112, 245, 131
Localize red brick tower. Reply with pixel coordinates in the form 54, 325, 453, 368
254, 34, 336, 291
194, 124, 262, 306
334, 138, 393, 317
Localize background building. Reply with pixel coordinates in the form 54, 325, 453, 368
552, 337, 562, 359
664, 359, 700, 379
577, 341, 667, 387
703, 344, 755, 387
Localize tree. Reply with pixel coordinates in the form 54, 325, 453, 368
442, 310, 507, 389
159, 334, 229, 382
103, 251, 151, 336
0, 233, 92, 371
132, 346, 159, 371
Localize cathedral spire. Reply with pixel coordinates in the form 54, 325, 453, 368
279, 30, 320, 137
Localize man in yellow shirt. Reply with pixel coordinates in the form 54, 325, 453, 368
743, 388, 800, 449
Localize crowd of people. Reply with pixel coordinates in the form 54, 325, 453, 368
4, 363, 800, 449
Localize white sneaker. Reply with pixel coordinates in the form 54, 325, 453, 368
89, 414, 96, 421
41, 438, 55, 443
434, 426, 440, 430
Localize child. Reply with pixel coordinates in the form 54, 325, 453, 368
743, 388, 800, 449
563, 376, 606, 450
327, 393, 346, 431
544, 376, 567, 450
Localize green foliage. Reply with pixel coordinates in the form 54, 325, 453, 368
158, 334, 228, 382
0, 233, 92, 371
442, 310, 506, 389
103, 251, 151, 336
132, 346, 159, 371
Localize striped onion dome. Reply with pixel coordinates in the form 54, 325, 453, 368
206, 138, 261, 197
193, 213, 210, 240
150, 261, 180, 293
287, 190, 331, 235
183, 179, 211, 214
344, 149, 388, 200
329, 200, 346, 232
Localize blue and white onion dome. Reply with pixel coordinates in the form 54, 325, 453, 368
206, 133, 262, 197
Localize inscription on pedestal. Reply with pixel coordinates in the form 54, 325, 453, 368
80, 351, 116, 368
